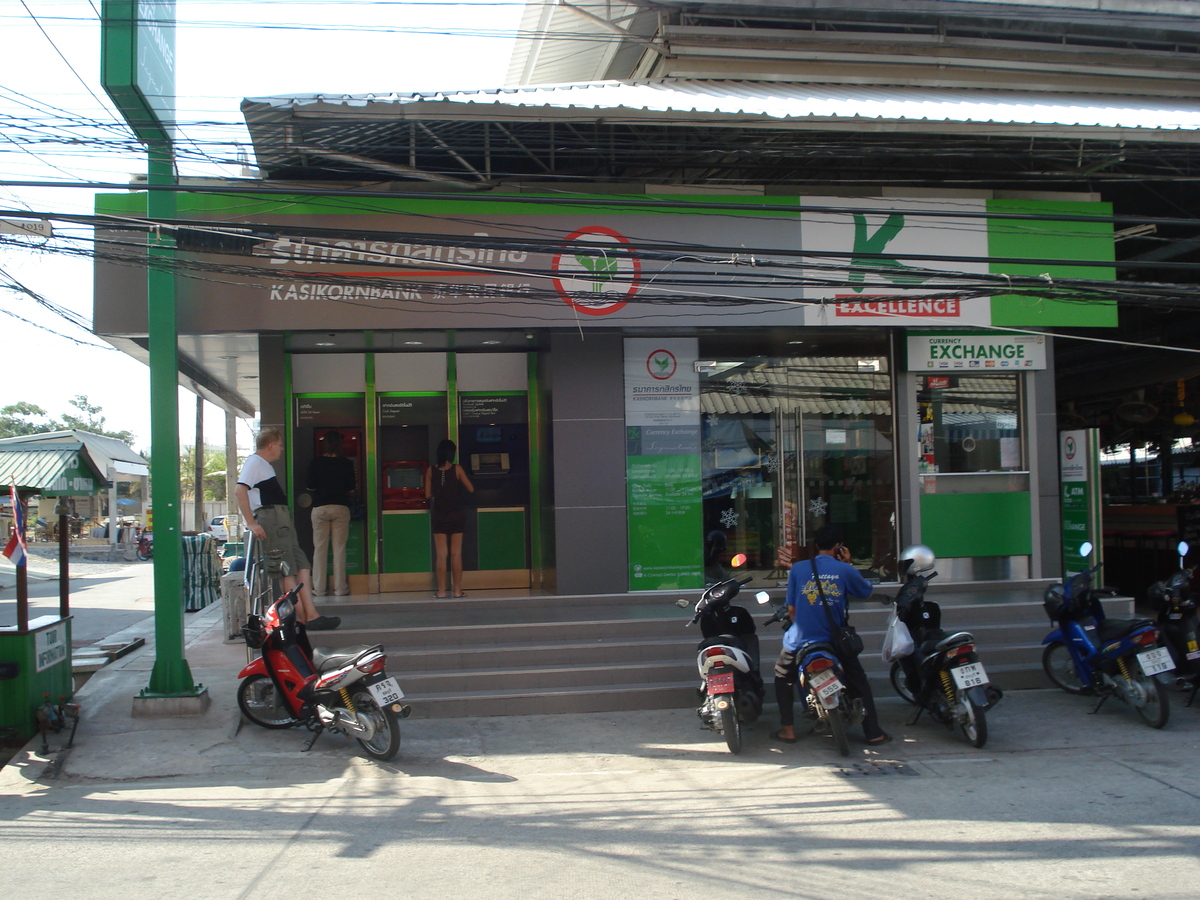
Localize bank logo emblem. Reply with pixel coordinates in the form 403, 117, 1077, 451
646, 349, 677, 380
552, 226, 641, 316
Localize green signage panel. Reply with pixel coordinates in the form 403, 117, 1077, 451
987, 199, 1117, 328
101, 0, 176, 144
627, 454, 704, 590
920, 492, 1034, 558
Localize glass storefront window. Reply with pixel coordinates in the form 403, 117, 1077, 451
916, 373, 1024, 477
698, 333, 897, 583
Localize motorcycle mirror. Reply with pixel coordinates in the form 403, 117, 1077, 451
754, 590, 771, 605
730, 553, 748, 568
675, 598, 689, 609
1177, 540, 1190, 558
1079, 541, 1094, 558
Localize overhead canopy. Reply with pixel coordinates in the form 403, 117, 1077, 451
0, 441, 108, 497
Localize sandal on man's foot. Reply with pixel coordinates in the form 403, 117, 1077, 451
453, 591, 467, 598
769, 729, 798, 744
865, 732, 892, 746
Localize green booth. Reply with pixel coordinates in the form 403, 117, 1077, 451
0, 440, 107, 742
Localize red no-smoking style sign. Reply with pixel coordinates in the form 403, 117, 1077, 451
551, 226, 641, 315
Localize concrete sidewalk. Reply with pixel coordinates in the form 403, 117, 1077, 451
3, 593, 1199, 786
3, 598, 1200, 899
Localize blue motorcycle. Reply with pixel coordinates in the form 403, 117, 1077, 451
1042, 542, 1174, 728
764, 606, 862, 757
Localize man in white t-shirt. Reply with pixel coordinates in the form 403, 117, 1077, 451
235, 428, 340, 630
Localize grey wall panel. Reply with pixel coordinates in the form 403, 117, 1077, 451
550, 332, 626, 420
1032, 339, 1062, 579
550, 331, 627, 594
552, 418, 627, 508
554, 506, 628, 595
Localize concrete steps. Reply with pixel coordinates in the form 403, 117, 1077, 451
306, 581, 1134, 717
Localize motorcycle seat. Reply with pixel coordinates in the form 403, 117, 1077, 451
917, 630, 973, 656
311, 644, 384, 673
1095, 618, 1154, 643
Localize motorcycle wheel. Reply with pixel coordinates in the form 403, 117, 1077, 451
889, 661, 917, 705
719, 704, 743, 754
237, 675, 299, 729
136, 546, 150, 561
1042, 642, 1088, 695
959, 694, 988, 748
826, 705, 851, 757
351, 689, 402, 761
1128, 672, 1170, 729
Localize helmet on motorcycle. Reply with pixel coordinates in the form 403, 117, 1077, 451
898, 544, 936, 577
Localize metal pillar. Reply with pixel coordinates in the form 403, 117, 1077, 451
142, 143, 201, 698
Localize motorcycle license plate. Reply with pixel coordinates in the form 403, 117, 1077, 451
707, 671, 735, 694
1137, 647, 1175, 677
367, 676, 405, 706
951, 662, 988, 689
809, 670, 841, 704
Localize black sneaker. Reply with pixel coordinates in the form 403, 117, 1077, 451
305, 615, 341, 631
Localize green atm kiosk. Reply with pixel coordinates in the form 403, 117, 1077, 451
378, 394, 445, 592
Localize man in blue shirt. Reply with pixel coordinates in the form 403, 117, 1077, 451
771, 524, 890, 745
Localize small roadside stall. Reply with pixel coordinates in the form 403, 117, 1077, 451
0, 440, 108, 743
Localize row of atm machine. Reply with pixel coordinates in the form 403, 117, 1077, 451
292, 392, 531, 592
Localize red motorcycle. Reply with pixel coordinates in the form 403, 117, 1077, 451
238, 587, 409, 760
136, 530, 153, 561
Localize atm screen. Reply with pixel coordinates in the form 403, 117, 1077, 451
386, 469, 423, 489
475, 426, 502, 443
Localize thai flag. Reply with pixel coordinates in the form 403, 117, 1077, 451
3, 482, 27, 567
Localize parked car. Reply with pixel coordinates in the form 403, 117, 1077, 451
206, 515, 229, 542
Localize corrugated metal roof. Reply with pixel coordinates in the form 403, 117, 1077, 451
0, 442, 108, 495
249, 79, 1200, 133
0, 430, 148, 478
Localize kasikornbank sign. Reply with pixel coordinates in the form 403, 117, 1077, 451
907, 332, 1047, 371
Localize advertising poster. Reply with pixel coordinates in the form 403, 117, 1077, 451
625, 338, 703, 589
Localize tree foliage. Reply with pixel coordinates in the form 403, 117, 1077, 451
0, 394, 136, 444
180, 445, 230, 501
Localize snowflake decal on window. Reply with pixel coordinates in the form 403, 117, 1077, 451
719, 508, 740, 529
765, 453, 780, 473
808, 497, 829, 518
726, 377, 748, 395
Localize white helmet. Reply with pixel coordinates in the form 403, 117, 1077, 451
899, 544, 936, 576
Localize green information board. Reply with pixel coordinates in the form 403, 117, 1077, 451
627, 454, 704, 589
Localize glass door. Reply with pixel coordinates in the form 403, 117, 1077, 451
699, 339, 897, 584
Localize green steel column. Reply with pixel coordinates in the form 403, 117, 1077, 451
364, 346, 379, 574
142, 144, 200, 697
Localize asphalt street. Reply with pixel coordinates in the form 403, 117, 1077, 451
2, 559, 1199, 900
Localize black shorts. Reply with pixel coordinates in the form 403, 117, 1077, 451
431, 511, 465, 535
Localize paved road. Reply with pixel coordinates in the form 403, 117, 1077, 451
2, 567, 1200, 899
0, 548, 156, 644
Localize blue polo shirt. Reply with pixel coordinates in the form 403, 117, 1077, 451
783, 554, 874, 653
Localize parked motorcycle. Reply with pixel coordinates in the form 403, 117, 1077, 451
135, 530, 153, 561
886, 545, 1002, 749
763, 603, 862, 757
677, 556, 770, 753
1147, 540, 1199, 708
1042, 541, 1173, 728
238, 586, 410, 760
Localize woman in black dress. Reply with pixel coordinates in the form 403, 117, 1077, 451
424, 439, 475, 598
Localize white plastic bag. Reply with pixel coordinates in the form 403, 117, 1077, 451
881, 611, 915, 662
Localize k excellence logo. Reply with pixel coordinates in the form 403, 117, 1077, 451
551, 226, 641, 316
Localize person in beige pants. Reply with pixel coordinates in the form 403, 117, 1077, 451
306, 431, 357, 597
